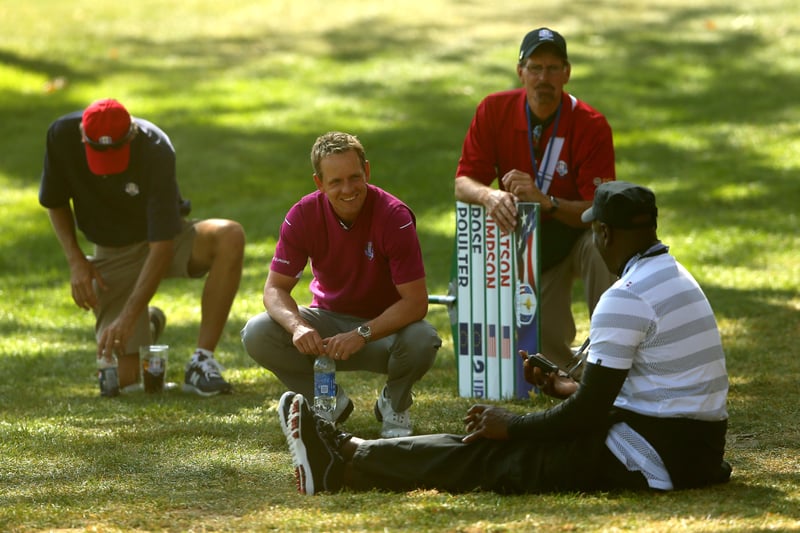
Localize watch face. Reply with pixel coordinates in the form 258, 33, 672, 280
358, 326, 371, 338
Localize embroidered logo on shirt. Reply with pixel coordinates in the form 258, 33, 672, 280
365, 241, 374, 261
125, 182, 140, 196
556, 160, 568, 177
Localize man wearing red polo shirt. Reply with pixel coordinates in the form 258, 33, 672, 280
455, 28, 617, 369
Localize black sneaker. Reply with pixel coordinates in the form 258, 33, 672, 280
148, 306, 166, 343
183, 352, 232, 397
278, 391, 348, 495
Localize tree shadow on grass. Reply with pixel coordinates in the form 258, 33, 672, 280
1, 1, 794, 387
3, 3, 797, 289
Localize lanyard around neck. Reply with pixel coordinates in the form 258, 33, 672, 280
525, 99, 562, 194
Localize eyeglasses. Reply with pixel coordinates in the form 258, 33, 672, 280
524, 64, 566, 77
80, 122, 138, 151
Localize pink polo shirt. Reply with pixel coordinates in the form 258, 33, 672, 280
271, 184, 425, 319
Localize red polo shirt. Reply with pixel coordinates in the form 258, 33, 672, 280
456, 88, 615, 207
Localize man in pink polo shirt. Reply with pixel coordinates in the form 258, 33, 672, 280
455, 28, 618, 370
242, 131, 441, 438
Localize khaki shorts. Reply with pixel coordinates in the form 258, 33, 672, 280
90, 220, 207, 353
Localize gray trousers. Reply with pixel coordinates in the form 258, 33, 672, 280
347, 430, 647, 494
241, 308, 441, 411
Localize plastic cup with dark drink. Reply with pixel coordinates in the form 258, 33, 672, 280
140, 345, 168, 393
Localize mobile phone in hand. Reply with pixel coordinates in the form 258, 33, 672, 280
527, 354, 559, 374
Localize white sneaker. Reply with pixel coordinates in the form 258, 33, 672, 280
373, 386, 412, 438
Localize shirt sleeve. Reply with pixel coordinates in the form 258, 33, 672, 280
382, 204, 426, 285
572, 111, 616, 201
507, 362, 628, 439
586, 286, 653, 370
270, 202, 309, 278
39, 119, 75, 209
455, 96, 502, 185
144, 142, 182, 242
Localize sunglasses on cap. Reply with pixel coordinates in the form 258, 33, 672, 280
80, 122, 138, 151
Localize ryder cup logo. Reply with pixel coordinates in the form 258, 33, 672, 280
516, 283, 537, 326
539, 29, 555, 41
365, 242, 374, 261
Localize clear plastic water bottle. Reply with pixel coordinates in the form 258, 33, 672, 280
313, 355, 337, 416
97, 353, 120, 397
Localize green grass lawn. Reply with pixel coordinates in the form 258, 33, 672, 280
1, 0, 799, 531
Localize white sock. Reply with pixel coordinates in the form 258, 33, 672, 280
194, 348, 214, 359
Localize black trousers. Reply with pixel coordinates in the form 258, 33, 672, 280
348, 430, 649, 494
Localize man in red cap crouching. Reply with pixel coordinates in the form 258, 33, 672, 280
39, 99, 244, 397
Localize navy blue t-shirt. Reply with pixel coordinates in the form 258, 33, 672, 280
39, 111, 187, 247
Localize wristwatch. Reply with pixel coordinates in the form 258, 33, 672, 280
547, 195, 560, 214
356, 325, 372, 342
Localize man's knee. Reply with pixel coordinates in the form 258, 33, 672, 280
241, 312, 286, 365
209, 219, 245, 263
218, 219, 245, 253
192, 219, 245, 268
397, 321, 442, 364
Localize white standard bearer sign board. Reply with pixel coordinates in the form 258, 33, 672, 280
451, 202, 541, 399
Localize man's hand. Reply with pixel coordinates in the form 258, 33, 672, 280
500, 169, 548, 204
520, 350, 579, 400
292, 324, 327, 356
69, 256, 106, 310
322, 329, 366, 361
461, 404, 514, 443
483, 189, 518, 234
97, 316, 136, 359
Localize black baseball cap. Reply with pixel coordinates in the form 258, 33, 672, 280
581, 181, 658, 229
518, 27, 568, 62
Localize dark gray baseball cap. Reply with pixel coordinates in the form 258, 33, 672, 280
518, 28, 568, 62
581, 181, 658, 229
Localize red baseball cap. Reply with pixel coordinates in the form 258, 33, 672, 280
81, 99, 136, 175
